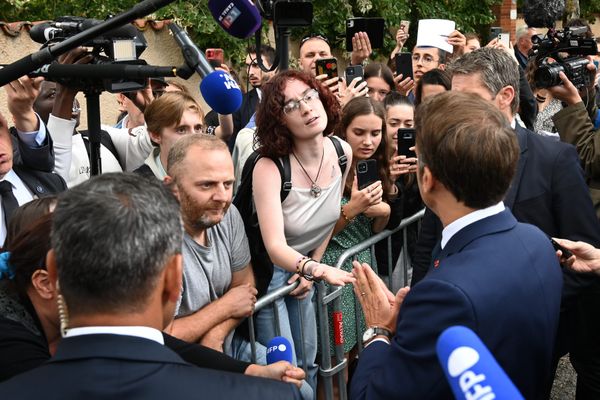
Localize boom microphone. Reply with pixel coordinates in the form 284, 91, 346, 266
266, 336, 293, 365
29, 19, 139, 44
208, 0, 262, 39
169, 23, 242, 114
436, 326, 524, 400
523, 0, 565, 28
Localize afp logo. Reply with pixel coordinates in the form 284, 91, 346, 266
266, 343, 287, 354
447, 346, 495, 400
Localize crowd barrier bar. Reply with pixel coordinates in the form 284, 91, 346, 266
244, 208, 425, 399
316, 209, 425, 400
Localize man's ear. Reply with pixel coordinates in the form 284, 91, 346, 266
31, 269, 55, 300
164, 175, 180, 201
438, 64, 446, 71
149, 130, 162, 144
496, 85, 515, 113
162, 254, 183, 304
420, 165, 435, 194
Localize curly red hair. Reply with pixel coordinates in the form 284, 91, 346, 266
255, 70, 341, 159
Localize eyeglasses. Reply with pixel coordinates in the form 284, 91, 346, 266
283, 89, 320, 115
412, 54, 439, 66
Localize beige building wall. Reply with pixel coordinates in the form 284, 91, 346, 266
0, 22, 203, 130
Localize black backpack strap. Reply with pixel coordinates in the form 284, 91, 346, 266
329, 136, 347, 175
279, 155, 292, 203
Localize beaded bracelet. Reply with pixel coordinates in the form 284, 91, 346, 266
341, 205, 355, 224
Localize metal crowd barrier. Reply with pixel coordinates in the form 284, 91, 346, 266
316, 209, 425, 400
243, 209, 425, 400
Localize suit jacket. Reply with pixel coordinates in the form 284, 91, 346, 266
0, 333, 300, 400
10, 127, 55, 173
351, 209, 563, 400
412, 125, 600, 306
13, 165, 67, 198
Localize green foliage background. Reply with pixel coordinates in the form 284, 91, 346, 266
1, 0, 598, 67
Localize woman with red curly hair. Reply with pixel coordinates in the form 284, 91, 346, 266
252, 70, 355, 395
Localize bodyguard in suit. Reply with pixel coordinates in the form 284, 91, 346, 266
350, 91, 563, 400
411, 48, 600, 397
0, 173, 300, 399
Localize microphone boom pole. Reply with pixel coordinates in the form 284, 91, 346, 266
0, 0, 177, 86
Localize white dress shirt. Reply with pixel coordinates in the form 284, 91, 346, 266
64, 326, 164, 345
441, 202, 506, 249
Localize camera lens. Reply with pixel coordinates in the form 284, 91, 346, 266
535, 64, 564, 88
358, 163, 367, 172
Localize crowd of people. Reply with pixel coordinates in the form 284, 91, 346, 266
0, 14, 600, 400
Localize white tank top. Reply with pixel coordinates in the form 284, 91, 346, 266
282, 174, 342, 255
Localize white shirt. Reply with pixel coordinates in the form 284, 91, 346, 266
0, 169, 35, 246
64, 326, 164, 345
441, 202, 506, 249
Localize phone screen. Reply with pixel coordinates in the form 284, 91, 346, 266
316, 58, 338, 79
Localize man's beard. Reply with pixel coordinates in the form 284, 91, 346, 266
178, 185, 230, 233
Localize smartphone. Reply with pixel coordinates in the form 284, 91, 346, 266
357, 159, 379, 190
345, 65, 364, 86
397, 128, 416, 158
395, 52, 413, 80
498, 33, 510, 48
400, 20, 411, 32
206, 48, 224, 65
550, 238, 574, 259
315, 57, 338, 79
490, 27, 502, 41
346, 17, 385, 51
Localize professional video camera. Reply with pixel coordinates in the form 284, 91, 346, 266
29, 16, 149, 92
532, 26, 598, 89
255, 0, 312, 27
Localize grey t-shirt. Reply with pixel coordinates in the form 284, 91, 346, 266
176, 205, 251, 318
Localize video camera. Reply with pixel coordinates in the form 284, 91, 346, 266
29, 16, 149, 93
255, 0, 312, 27
532, 26, 598, 89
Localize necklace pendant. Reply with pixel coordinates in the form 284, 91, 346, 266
310, 183, 322, 198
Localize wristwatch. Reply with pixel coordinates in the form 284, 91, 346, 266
362, 326, 392, 345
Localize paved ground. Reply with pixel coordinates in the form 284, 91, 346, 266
551, 356, 577, 399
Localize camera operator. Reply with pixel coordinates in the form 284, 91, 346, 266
548, 61, 600, 217
44, 48, 154, 186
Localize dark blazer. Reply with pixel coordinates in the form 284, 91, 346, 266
412, 125, 600, 305
0, 333, 300, 399
10, 127, 55, 173
351, 210, 563, 400
13, 165, 67, 198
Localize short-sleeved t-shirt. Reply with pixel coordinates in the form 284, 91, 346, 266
176, 205, 251, 318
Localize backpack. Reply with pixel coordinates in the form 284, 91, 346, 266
233, 136, 347, 297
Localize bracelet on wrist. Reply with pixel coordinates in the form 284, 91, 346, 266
300, 259, 315, 281
341, 205, 355, 224
295, 256, 309, 274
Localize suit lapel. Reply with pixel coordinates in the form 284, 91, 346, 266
504, 126, 528, 210
438, 209, 518, 261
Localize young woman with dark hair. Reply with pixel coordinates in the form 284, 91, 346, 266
252, 70, 356, 394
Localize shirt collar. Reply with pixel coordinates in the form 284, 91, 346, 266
64, 326, 164, 345
441, 201, 505, 249
2, 169, 20, 187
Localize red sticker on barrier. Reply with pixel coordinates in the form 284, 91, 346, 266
333, 311, 344, 345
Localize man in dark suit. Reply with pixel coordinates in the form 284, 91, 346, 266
0, 173, 300, 399
1, 76, 66, 246
350, 91, 563, 399
411, 47, 600, 398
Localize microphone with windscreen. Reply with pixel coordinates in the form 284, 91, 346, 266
208, 0, 262, 39
266, 336, 293, 365
436, 326, 524, 400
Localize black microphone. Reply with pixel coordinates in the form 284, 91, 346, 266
29, 63, 178, 80
523, 0, 565, 28
29, 22, 61, 43
30, 19, 139, 44
169, 23, 214, 78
